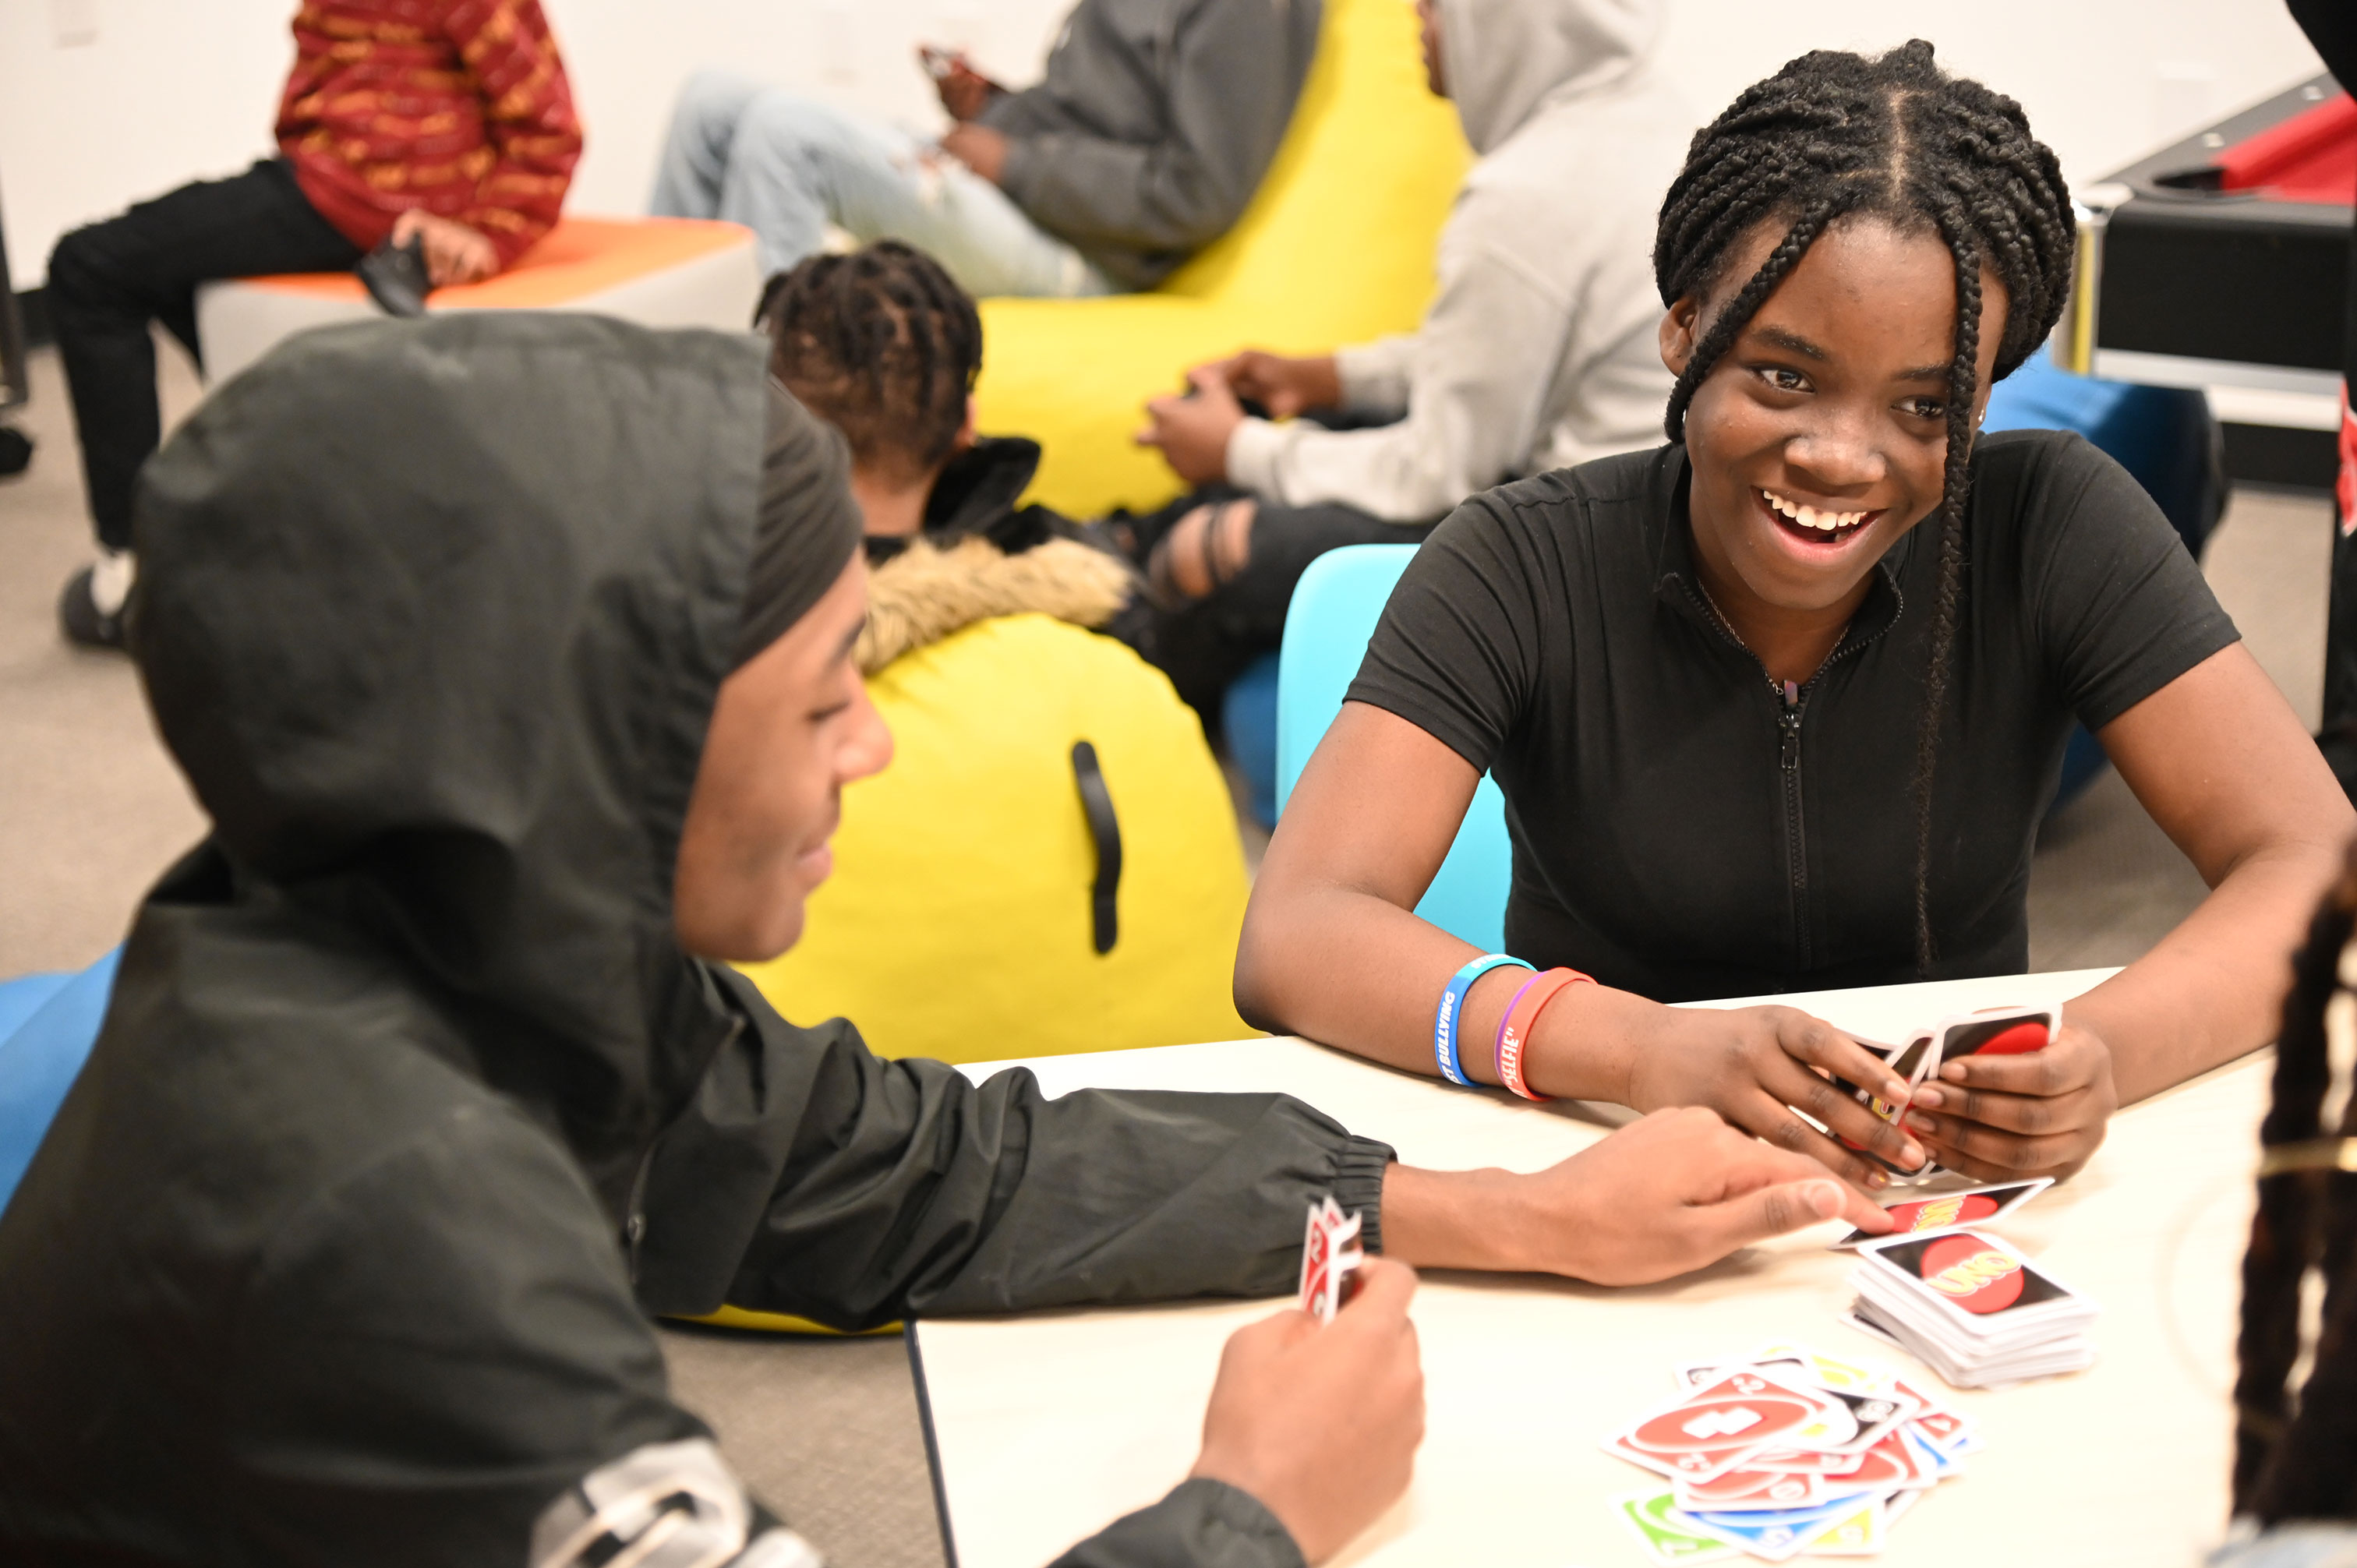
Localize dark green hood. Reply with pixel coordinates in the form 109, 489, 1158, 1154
130, 313, 766, 1197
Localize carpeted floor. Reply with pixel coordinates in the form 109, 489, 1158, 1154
0, 336, 2336, 1566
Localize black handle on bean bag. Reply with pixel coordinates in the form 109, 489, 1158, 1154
1070, 741, 1122, 955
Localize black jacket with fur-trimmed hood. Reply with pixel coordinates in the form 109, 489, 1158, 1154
0, 316, 1389, 1567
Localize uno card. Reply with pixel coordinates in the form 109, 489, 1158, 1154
1673, 1466, 1825, 1513
1746, 1343, 1892, 1396
1935, 1005, 2060, 1069
1670, 1494, 1882, 1564
1611, 1490, 1742, 1565
1799, 1493, 1888, 1557
1296, 1197, 1363, 1324
1816, 1428, 1928, 1492
1673, 1353, 1812, 1391
1604, 1369, 1840, 1481
1857, 1228, 2090, 1331
1675, 1352, 1914, 1454
1827, 1032, 1939, 1175
1831, 1178, 2055, 1248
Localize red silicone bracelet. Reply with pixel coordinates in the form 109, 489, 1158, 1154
1495, 967, 1594, 1100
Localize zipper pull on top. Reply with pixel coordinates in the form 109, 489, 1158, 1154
1782, 679, 1800, 707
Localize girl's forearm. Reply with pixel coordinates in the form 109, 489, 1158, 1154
2070, 838, 2345, 1104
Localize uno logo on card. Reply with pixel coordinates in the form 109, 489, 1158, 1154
1890, 1193, 2000, 1234
1918, 1234, 2025, 1312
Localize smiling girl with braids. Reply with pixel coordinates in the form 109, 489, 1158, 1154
1237, 42, 2355, 1190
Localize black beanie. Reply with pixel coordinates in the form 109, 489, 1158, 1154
733, 381, 865, 669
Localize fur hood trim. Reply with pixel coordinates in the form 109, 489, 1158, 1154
857, 535, 1133, 674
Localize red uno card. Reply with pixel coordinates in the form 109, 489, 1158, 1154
1297, 1197, 1363, 1324
1605, 1371, 1838, 1481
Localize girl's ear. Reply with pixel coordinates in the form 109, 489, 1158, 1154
1659, 298, 1701, 378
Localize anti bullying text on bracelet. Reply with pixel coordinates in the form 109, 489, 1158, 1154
1436, 954, 1533, 1087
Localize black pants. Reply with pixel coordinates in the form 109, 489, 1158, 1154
47, 159, 359, 549
1128, 486, 1438, 726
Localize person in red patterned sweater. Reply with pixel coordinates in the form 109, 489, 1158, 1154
44, 0, 581, 650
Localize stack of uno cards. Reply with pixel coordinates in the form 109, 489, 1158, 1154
1606, 1342, 1979, 1563
1831, 1006, 2058, 1181
1297, 1196, 1364, 1324
1847, 1227, 2097, 1388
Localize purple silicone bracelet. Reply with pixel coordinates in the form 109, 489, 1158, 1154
1490, 973, 1545, 1086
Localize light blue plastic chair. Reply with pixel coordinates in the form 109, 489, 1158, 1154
1274, 544, 1514, 952
0, 948, 120, 1217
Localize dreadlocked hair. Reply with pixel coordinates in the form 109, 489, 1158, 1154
2233, 846, 2357, 1524
757, 241, 983, 487
1652, 41, 2073, 975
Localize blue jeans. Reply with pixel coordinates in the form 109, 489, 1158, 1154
650, 72, 1116, 299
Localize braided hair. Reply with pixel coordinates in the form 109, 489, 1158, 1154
2233, 849, 2357, 1524
757, 242, 983, 486
1652, 41, 2073, 973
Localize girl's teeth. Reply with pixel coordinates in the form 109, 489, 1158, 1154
1761, 489, 1863, 532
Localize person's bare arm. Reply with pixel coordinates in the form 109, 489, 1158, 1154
1907, 645, 2354, 1175
1237, 701, 1922, 1191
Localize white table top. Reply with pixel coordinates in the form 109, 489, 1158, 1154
913, 969, 2266, 1568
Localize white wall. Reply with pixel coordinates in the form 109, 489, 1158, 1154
0, 0, 2329, 291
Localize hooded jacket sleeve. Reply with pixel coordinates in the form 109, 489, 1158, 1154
981, 0, 1308, 275
634, 968, 1394, 1328
1224, 212, 1572, 523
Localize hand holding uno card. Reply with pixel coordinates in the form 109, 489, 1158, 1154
1829, 1006, 2061, 1181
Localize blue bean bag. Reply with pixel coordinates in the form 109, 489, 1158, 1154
0, 949, 121, 1217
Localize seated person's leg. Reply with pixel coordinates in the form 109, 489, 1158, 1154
726, 91, 1112, 298
45, 159, 360, 648
1141, 497, 1434, 722
648, 69, 769, 226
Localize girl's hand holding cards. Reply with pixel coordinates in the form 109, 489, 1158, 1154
1615, 1002, 1928, 1191
1902, 1017, 2120, 1181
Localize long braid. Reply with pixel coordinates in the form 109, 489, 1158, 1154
757, 242, 983, 483
1910, 210, 1981, 971
1651, 41, 2073, 974
2237, 853, 2357, 1523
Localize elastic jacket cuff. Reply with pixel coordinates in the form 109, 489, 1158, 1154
1334, 1135, 1394, 1255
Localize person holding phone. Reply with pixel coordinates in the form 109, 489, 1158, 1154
1235, 44, 2354, 1191
649, 0, 1319, 298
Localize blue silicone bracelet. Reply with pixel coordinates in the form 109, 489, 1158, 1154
1435, 955, 1534, 1086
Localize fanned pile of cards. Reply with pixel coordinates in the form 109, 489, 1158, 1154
1605, 1343, 1979, 1563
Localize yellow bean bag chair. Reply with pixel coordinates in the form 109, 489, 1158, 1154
975, 0, 1470, 518
737, 588, 1252, 1063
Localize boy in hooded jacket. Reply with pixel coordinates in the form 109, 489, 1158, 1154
1129, 0, 1689, 719
0, 314, 1885, 1566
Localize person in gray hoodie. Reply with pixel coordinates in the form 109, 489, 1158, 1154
650, 0, 1320, 297
1128, 0, 1689, 719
